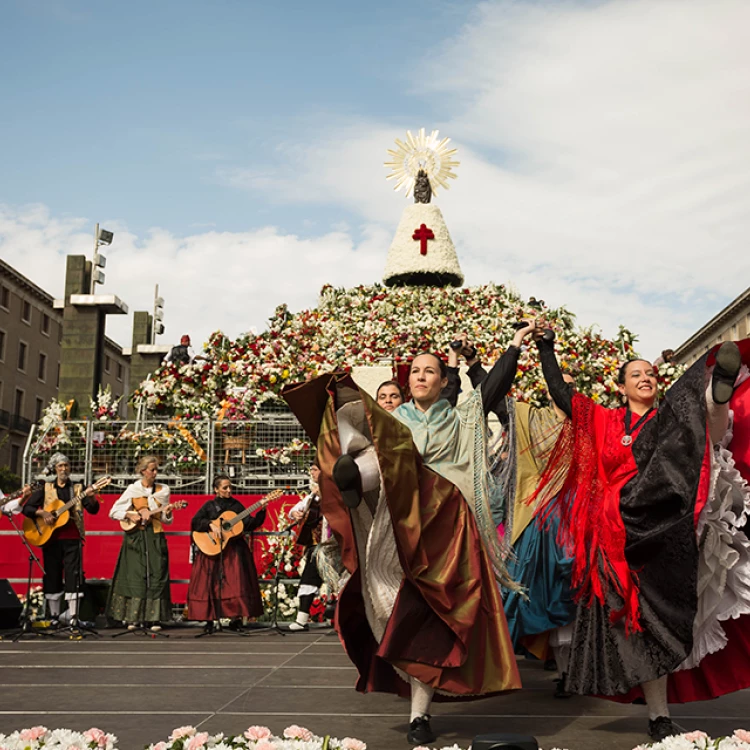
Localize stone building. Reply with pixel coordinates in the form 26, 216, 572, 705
673, 286, 750, 366
0, 259, 129, 475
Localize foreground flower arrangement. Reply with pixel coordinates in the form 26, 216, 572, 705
1, 724, 748, 750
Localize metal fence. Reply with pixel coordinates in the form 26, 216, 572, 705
22, 410, 316, 494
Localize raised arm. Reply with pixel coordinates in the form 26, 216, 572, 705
479, 321, 537, 415
536, 335, 572, 418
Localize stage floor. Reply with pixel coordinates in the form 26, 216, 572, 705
1, 625, 748, 749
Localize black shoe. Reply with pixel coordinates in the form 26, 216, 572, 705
554, 674, 572, 699
227, 619, 244, 632
324, 602, 337, 620
333, 454, 363, 509
543, 658, 557, 672
712, 341, 741, 405
648, 716, 676, 742
407, 716, 435, 746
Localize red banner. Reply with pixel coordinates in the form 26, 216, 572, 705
0, 493, 301, 604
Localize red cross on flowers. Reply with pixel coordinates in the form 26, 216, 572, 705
412, 224, 435, 255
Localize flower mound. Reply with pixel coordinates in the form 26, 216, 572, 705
131, 283, 683, 420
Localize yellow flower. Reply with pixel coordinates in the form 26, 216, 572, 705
269, 374, 277, 384
282, 369, 290, 379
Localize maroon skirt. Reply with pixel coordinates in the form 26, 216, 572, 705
188, 538, 263, 620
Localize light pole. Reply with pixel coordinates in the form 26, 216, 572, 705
152, 284, 165, 344
91, 223, 114, 293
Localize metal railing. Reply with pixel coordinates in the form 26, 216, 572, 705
22, 412, 315, 494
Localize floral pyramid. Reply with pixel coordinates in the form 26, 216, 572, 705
132, 282, 681, 419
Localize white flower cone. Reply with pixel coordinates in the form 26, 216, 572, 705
383, 203, 464, 287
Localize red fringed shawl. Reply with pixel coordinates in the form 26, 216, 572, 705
535, 395, 656, 635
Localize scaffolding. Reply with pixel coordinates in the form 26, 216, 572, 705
22, 410, 315, 494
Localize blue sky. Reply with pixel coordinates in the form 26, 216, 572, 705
2, 0, 750, 358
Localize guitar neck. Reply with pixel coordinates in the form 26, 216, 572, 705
56, 487, 89, 515
226, 497, 267, 529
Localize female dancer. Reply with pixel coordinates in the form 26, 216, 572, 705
188, 475, 267, 631
535, 332, 749, 740
108, 455, 173, 630
283, 322, 538, 745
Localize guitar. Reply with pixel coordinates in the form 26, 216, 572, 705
0, 481, 43, 511
192, 489, 283, 557
23, 476, 112, 547
120, 498, 189, 532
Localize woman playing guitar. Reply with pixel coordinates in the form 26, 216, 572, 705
188, 475, 270, 633
107, 455, 174, 631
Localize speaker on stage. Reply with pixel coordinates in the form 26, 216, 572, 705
0, 579, 23, 628
472, 734, 538, 750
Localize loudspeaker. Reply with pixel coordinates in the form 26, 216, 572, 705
0, 579, 23, 629
472, 734, 538, 750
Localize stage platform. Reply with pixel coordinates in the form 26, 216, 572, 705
1, 625, 748, 749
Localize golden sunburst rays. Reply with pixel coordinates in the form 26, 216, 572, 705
384, 128, 460, 198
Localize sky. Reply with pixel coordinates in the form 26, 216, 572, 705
1, 0, 749, 360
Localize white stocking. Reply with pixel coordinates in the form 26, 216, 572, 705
46, 595, 62, 618
409, 676, 434, 721
642, 675, 670, 720
706, 384, 730, 445
552, 644, 570, 676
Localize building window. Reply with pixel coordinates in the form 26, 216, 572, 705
56, 362, 60, 388
0, 328, 5, 361
14, 388, 24, 417
0, 285, 9, 310
18, 341, 27, 372
35, 397, 44, 423
104, 354, 111, 374
21, 300, 31, 324
10, 444, 20, 474
38, 352, 47, 382
41, 313, 51, 336
117, 362, 123, 381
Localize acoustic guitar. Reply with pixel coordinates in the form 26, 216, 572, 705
119, 497, 188, 532
192, 489, 283, 557
0, 481, 43, 511
23, 476, 112, 546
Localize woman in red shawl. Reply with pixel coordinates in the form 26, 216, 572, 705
535, 333, 750, 741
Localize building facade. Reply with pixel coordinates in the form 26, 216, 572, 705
0, 260, 129, 475
673, 286, 750, 366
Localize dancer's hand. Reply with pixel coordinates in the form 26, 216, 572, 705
126, 511, 141, 523
511, 319, 536, 347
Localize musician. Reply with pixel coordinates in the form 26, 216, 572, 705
21, 453, 99, 623
108, 455, 172, 631
188, 475, 267, 630
288, 463, 325, 632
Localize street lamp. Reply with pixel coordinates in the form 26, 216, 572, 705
91, 223, 114, 293
152, 284, 165, 343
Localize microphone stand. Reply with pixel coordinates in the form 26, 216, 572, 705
4, 512, 53, 641
246, 527, 289, 637
54, 536, 100, 639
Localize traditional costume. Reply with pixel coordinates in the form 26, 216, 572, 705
282, 361, 524, 707
188, 495, 266, 621
108, 481, 173, 624
535, 337, 750, 706
22, 453, 99, 620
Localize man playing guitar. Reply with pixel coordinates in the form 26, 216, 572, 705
21, 452, 100, 623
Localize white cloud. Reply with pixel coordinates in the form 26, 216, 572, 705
0, 203, 388, 351
215, 0, 750, 358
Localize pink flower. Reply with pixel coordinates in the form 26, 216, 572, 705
187, 733, 210, 750
152, 744, 168, 750
283, 725, 313, 741
735, 731, 750, 744
169, 726, 197, 740
341, 739, 367, 750
19, 726, 48, 741
245, 726, 272, 741
255, 741, 276, 750
83, 728, 107, 746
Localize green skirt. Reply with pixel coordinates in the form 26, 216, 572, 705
107, 526, 172, 623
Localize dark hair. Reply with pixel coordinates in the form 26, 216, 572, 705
617, 359, 653, 384
213, 474, 231, 490
409, 352, 448, 379
376, 380, 405, 400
